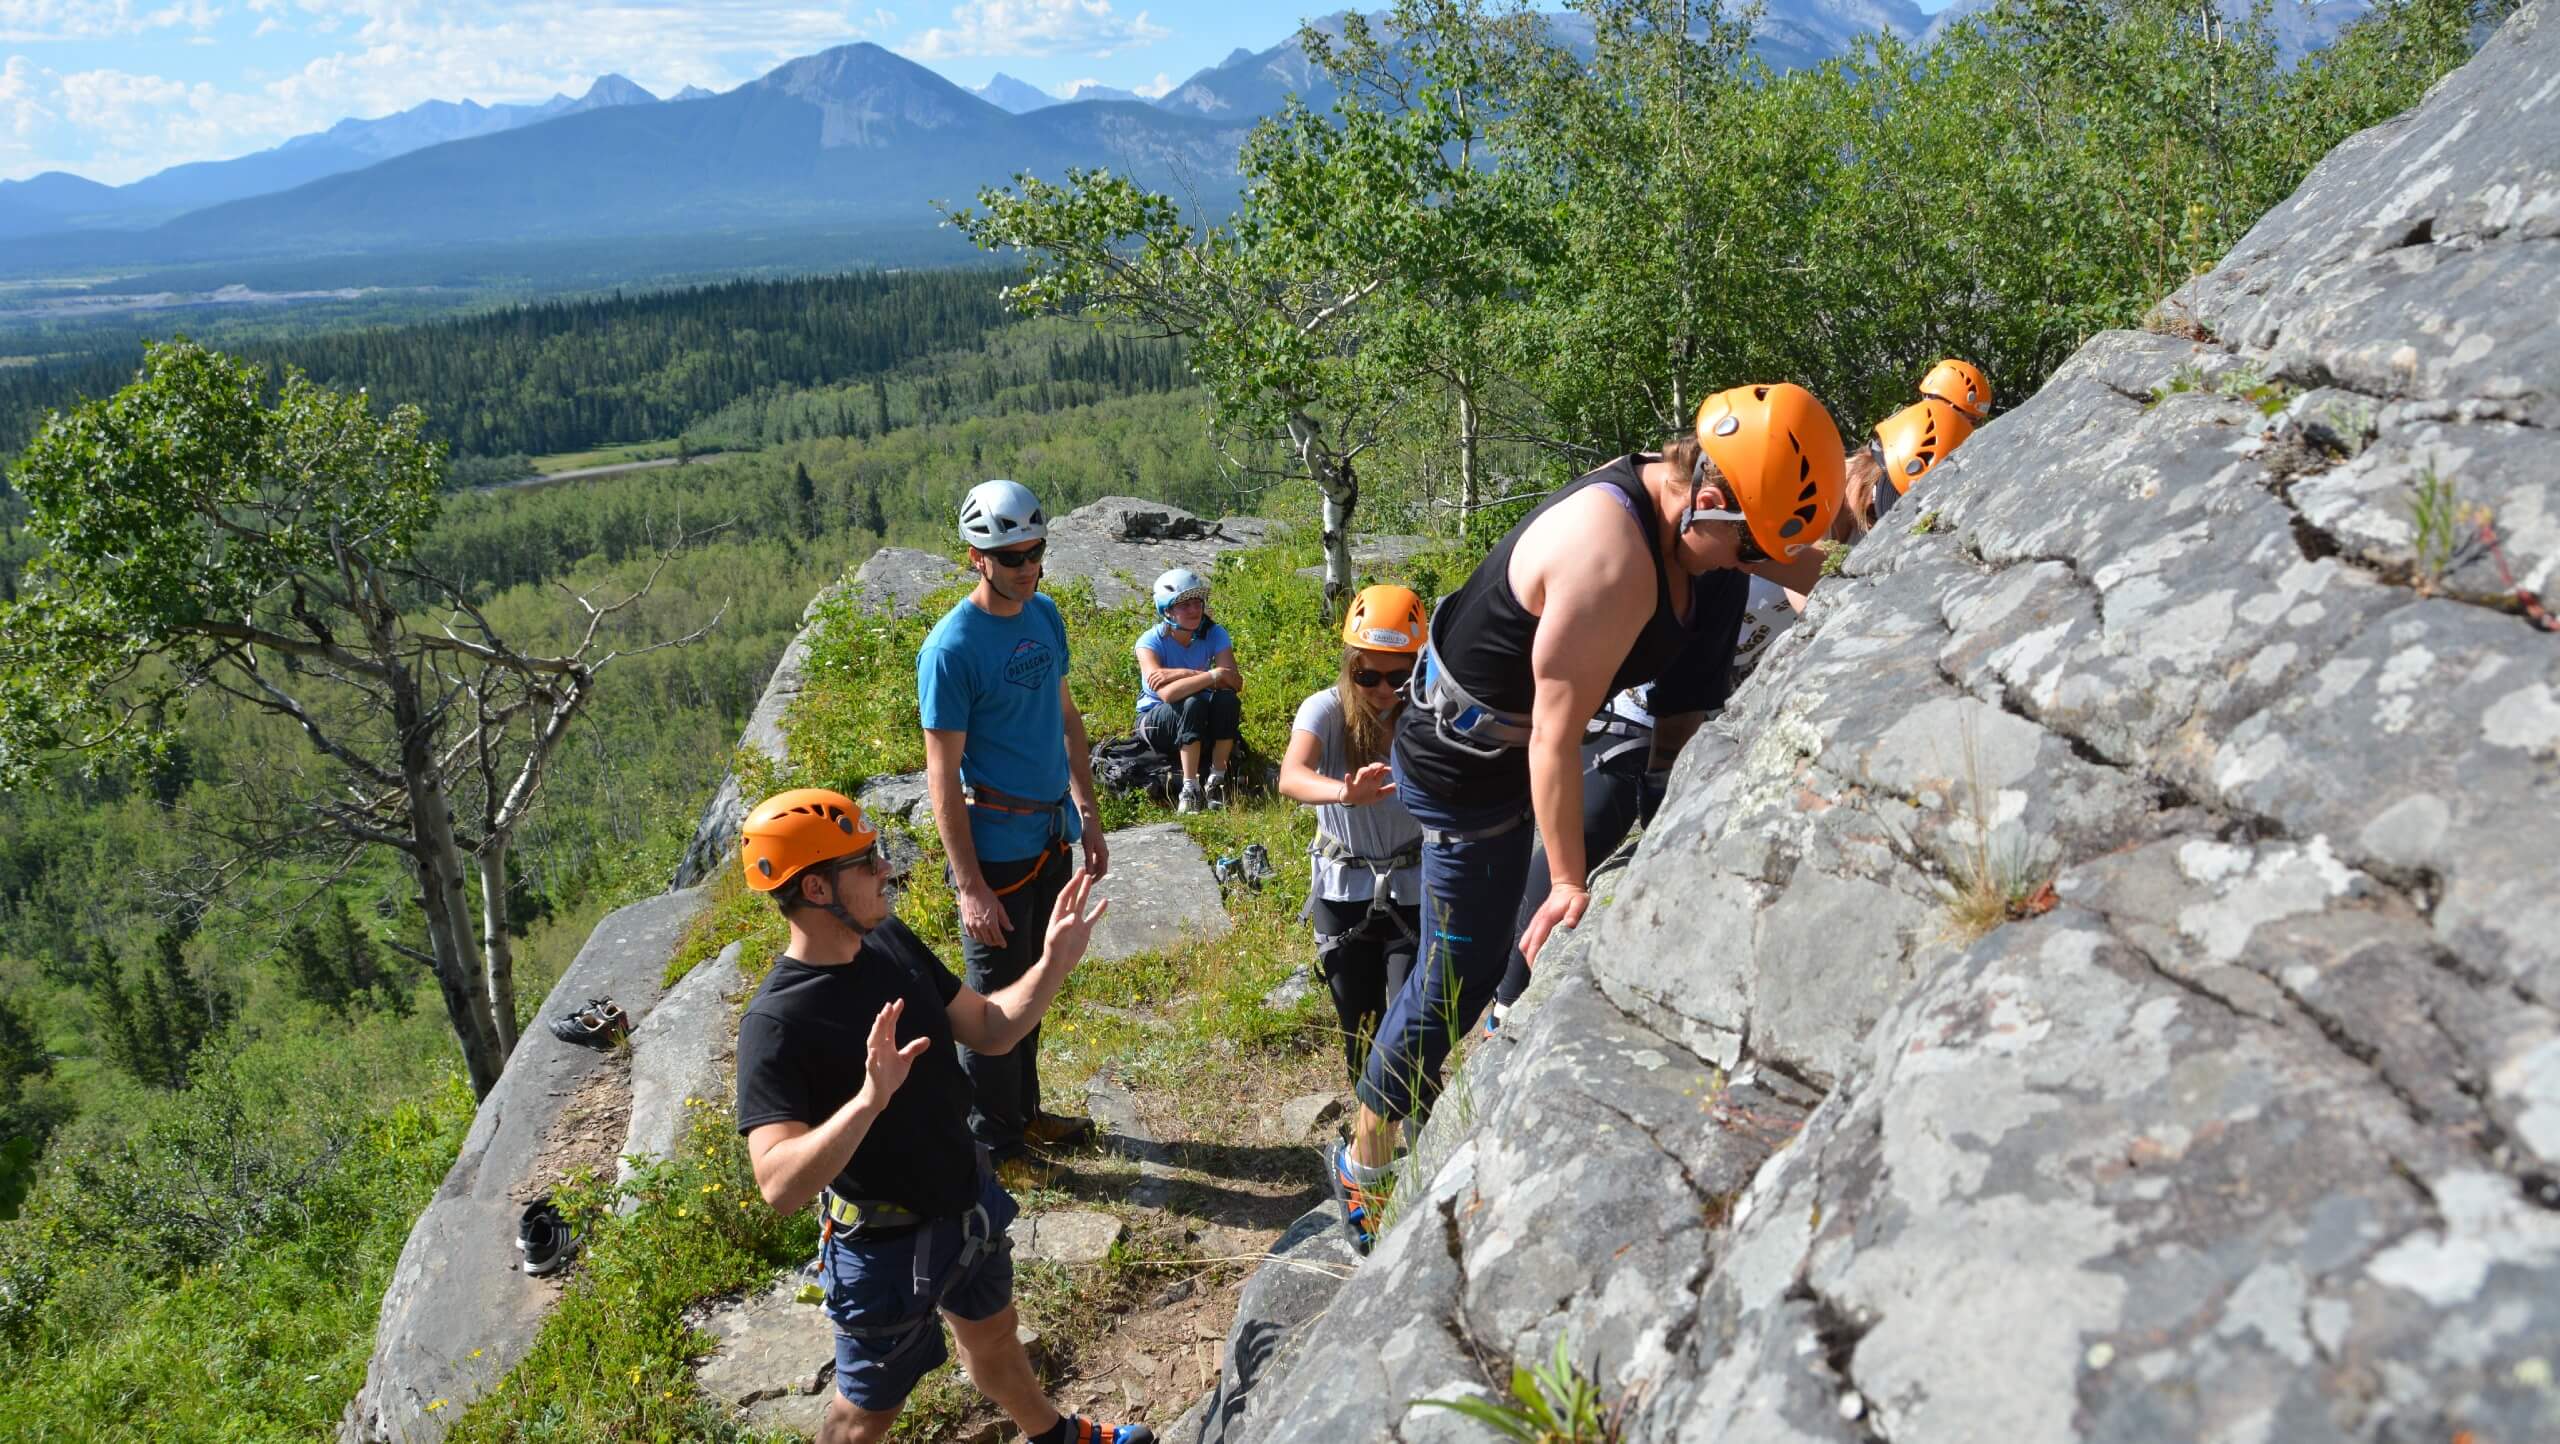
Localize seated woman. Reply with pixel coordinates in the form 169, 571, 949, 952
1135, 567, 1244, 813
1277, 586, 1428, 1083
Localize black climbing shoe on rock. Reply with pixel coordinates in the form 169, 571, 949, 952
548, 997, 630, 1050
516, 1197, 577, 1277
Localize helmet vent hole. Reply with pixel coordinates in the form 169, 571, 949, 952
756, 859, 774, 877
1713, 415, 1739, 437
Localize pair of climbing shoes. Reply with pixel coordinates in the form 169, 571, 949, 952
548, 997, 629, 1049
517, 1197, 578, 1277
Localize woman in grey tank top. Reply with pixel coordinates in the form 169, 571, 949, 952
1277, 587, 1429, 1082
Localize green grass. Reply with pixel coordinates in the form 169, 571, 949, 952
528, 440, 684, 473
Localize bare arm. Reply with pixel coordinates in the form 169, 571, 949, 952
746, 999, 928, 1214
1513, 493, 1651, 965
1208, 646, 1243, 694
1279, 726, 1391, 807
943, 871, 1108, 1053
1061, 678, 1107, 877
1139, 644, 1220, 704
926, 727, 1009, 946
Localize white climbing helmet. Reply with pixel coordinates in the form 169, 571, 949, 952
1153, 567, 1210, 615
957, 479, 1047, 549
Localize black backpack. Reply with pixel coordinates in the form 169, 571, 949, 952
1091, 733, 1174, 804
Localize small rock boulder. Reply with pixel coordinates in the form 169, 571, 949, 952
1276, 1093, 1344, 1139
1017, 1209, 1125, 1265
1089, 823, 1231, 962
847, 547, 963, 617
1043, 497, 1274, 610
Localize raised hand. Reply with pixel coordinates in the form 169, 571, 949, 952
1042, 869, 1111, 973
1339, 761, 1397, 807
857, 998, 931, 1105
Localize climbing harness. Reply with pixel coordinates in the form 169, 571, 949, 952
1411, 637, 1533, 759
819, 1152, 1000, 1358
964, 782, 1074, 896
1311, 834, 1424, 947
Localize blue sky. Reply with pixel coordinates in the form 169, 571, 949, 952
0, 1, 1950, 185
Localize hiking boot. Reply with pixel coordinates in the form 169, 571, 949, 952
1177, 780, 1203, 814
516, 1197, 577, 1277
1484, 1000, 1509, 1036
996, 1153, 1063, 1192
1240, 842, 1273, 888
1025, 1111, 1093, 1147
1327, 1144, 1382, 1257
1204, 771, 1229, 810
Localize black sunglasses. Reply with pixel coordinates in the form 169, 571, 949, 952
984, 542, 1046, 568
1351, 667, 1413, 689
829, 842, 890, 877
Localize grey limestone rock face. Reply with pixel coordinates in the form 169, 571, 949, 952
342, 885, 712, 1444
1043, 496, 1276, 610
846, 545, 963, 617
614, 941, 744, 1201
1207, 8, 2560, 1441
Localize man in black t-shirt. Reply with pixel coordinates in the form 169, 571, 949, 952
732, 788, 1153, 1444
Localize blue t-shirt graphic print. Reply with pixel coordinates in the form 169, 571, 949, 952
917, 592, 1082, 863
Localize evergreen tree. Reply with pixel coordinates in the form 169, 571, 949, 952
793, 462, 818, 539
860, 480, 887, 538
280, 919, 352, 1015
871, 376, 892, 436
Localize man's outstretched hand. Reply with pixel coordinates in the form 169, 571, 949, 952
1043, 869, 1111, 974
856, 998, 932, 1108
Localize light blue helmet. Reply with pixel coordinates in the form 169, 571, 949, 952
1153, 567, 1209, 615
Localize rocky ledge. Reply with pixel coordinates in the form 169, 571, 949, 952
1186, 8, 2560, 1441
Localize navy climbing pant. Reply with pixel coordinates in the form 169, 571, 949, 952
1354, 743, 1536, 1122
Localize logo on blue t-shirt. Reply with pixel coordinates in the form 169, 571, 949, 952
1004, 638, 1054, 691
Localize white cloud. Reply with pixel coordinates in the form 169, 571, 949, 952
0, 0, 217, 42
906, 0, 1167, 60
6, 1, 899, 182
1132, 69, 1171, 97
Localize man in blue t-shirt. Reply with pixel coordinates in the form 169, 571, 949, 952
920, 480, 1107, 1175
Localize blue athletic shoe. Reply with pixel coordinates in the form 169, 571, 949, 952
1328, 1144, 1380, 1256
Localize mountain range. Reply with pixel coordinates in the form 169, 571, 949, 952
0, 0, 2376, 274
0, 75, 671, 239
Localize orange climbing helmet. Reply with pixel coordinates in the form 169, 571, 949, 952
1872, 397, 1978, 500
1341, 584, 1428, 654
740, 787, 878, 892
1691, 382, 1848, 562
1920, 359, 1992, 423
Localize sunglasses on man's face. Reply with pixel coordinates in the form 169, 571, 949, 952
1352, 667, 1413, 690
984, 542, 1046, 569
830, 843, 891, 878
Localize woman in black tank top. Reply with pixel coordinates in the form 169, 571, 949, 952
1397, 450, 1721, 802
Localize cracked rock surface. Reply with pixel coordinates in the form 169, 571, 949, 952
1194, 9, 2560, 1440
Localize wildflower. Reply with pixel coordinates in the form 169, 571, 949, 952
427, 1400, 448, 1413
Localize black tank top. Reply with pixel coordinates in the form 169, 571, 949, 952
1397, 455, 1714, 801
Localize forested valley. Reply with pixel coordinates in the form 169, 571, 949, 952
0, 0, 2498, 1437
